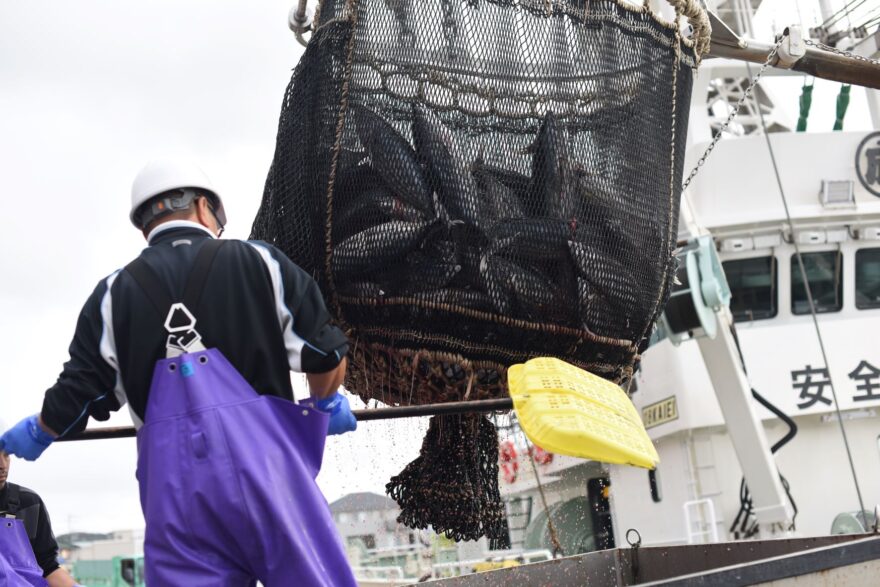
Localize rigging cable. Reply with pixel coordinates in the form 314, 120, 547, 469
794, 0, 804, 29
514, 421, 564, 557
820, 0, 868, 29
745, 62, 867, 518
859, 12, 880, 32
860, 3, 880, 28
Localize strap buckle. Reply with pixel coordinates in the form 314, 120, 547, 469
164, 302, 206, 357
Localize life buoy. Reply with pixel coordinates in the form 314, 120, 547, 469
499, 440, 519, 483
530, 445, 553, 465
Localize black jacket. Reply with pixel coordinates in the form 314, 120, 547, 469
0, 483, 60, 577
40, 222, 348, 434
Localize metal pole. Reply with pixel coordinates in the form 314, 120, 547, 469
55, 398, 514, 442
705, 11, 880, 90
708, 40, 880, 90
817, 0, 839, 30
695, 313, 794, 532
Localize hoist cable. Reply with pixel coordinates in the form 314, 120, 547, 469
746, 63, 867, 518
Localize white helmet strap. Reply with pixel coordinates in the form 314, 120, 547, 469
136, 189, 200, 230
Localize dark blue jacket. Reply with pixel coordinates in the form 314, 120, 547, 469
0, 483, 59, 577
41, 221, 348, 434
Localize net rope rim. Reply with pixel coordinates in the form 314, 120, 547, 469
315, 0, 712, 64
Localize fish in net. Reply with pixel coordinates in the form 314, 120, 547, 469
252, 0, 710, 544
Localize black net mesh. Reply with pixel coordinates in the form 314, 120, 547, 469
386, 413, 509, 547
252, 0, 702, 543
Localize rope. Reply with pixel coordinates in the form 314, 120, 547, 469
746, 62, 867, 519
323, 0, 360, 319
666, 0, 712, 62
518, 427, 564, 557
638, 1, 683, 351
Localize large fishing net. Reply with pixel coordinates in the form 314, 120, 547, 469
252, 0, 709, 545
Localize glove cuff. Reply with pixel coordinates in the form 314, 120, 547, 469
28, 415, 55, 447
315, 392, 342, 414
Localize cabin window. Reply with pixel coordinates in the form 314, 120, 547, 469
722, 256, 777, 322
791, 251, 843, 315
856, 248, 880, 310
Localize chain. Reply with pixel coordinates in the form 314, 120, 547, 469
804, 38, 880, 67
681, 34, 788, 192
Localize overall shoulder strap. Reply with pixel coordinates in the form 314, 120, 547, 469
124, 239, 226, 355
124, 258, 172, 319
124, 239, 226, 316
183, 239, 225, 312
6, 483, 20, 515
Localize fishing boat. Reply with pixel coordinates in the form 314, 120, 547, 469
348, 1, 880, 584
49, 1, 880, 585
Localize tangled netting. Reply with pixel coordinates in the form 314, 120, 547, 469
386, 414, 510, 548
251, 0, 707, 543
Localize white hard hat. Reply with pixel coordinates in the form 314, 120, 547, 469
130, 159, 226, 228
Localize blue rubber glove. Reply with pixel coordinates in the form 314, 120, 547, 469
0, 414, 54, 461
315, 392, 357, 436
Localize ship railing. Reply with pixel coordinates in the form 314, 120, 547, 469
684, 498, 721, 544
351, 565, 406, 580
430, 549, 554, 578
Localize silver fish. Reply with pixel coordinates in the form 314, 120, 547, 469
473, 159, 531, 201
338, 148, 368, 171
412, 105, 483, 229
333, 163, 385, 211
351, 105, 435, 217
402, 240, 460, 293
480, 252, 512, 315
529, 111, 577, 220
372, 237, 459, 295
332, 220, 434, 278
471, 158, 525, 221
333, 187, 425, 243
573, 169, 637, 255
447, 241, 483, 289
489, 218, 573, 261
576, 277, 640, 337
481, 253, 568, 320
568, 240, 642, 318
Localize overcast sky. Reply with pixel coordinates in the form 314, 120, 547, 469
0, 0, 876, 536
0, 0, 430, 535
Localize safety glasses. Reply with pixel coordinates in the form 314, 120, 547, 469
205, 199, 225, 237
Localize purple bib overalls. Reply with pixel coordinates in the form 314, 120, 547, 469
0, 517, 47, 586
128, 240, 356, 586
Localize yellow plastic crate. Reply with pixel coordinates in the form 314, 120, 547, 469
508, 357, 659, 469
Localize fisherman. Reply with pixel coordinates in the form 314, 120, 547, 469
0, 423, 79, 587
0, 159, 359, 586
